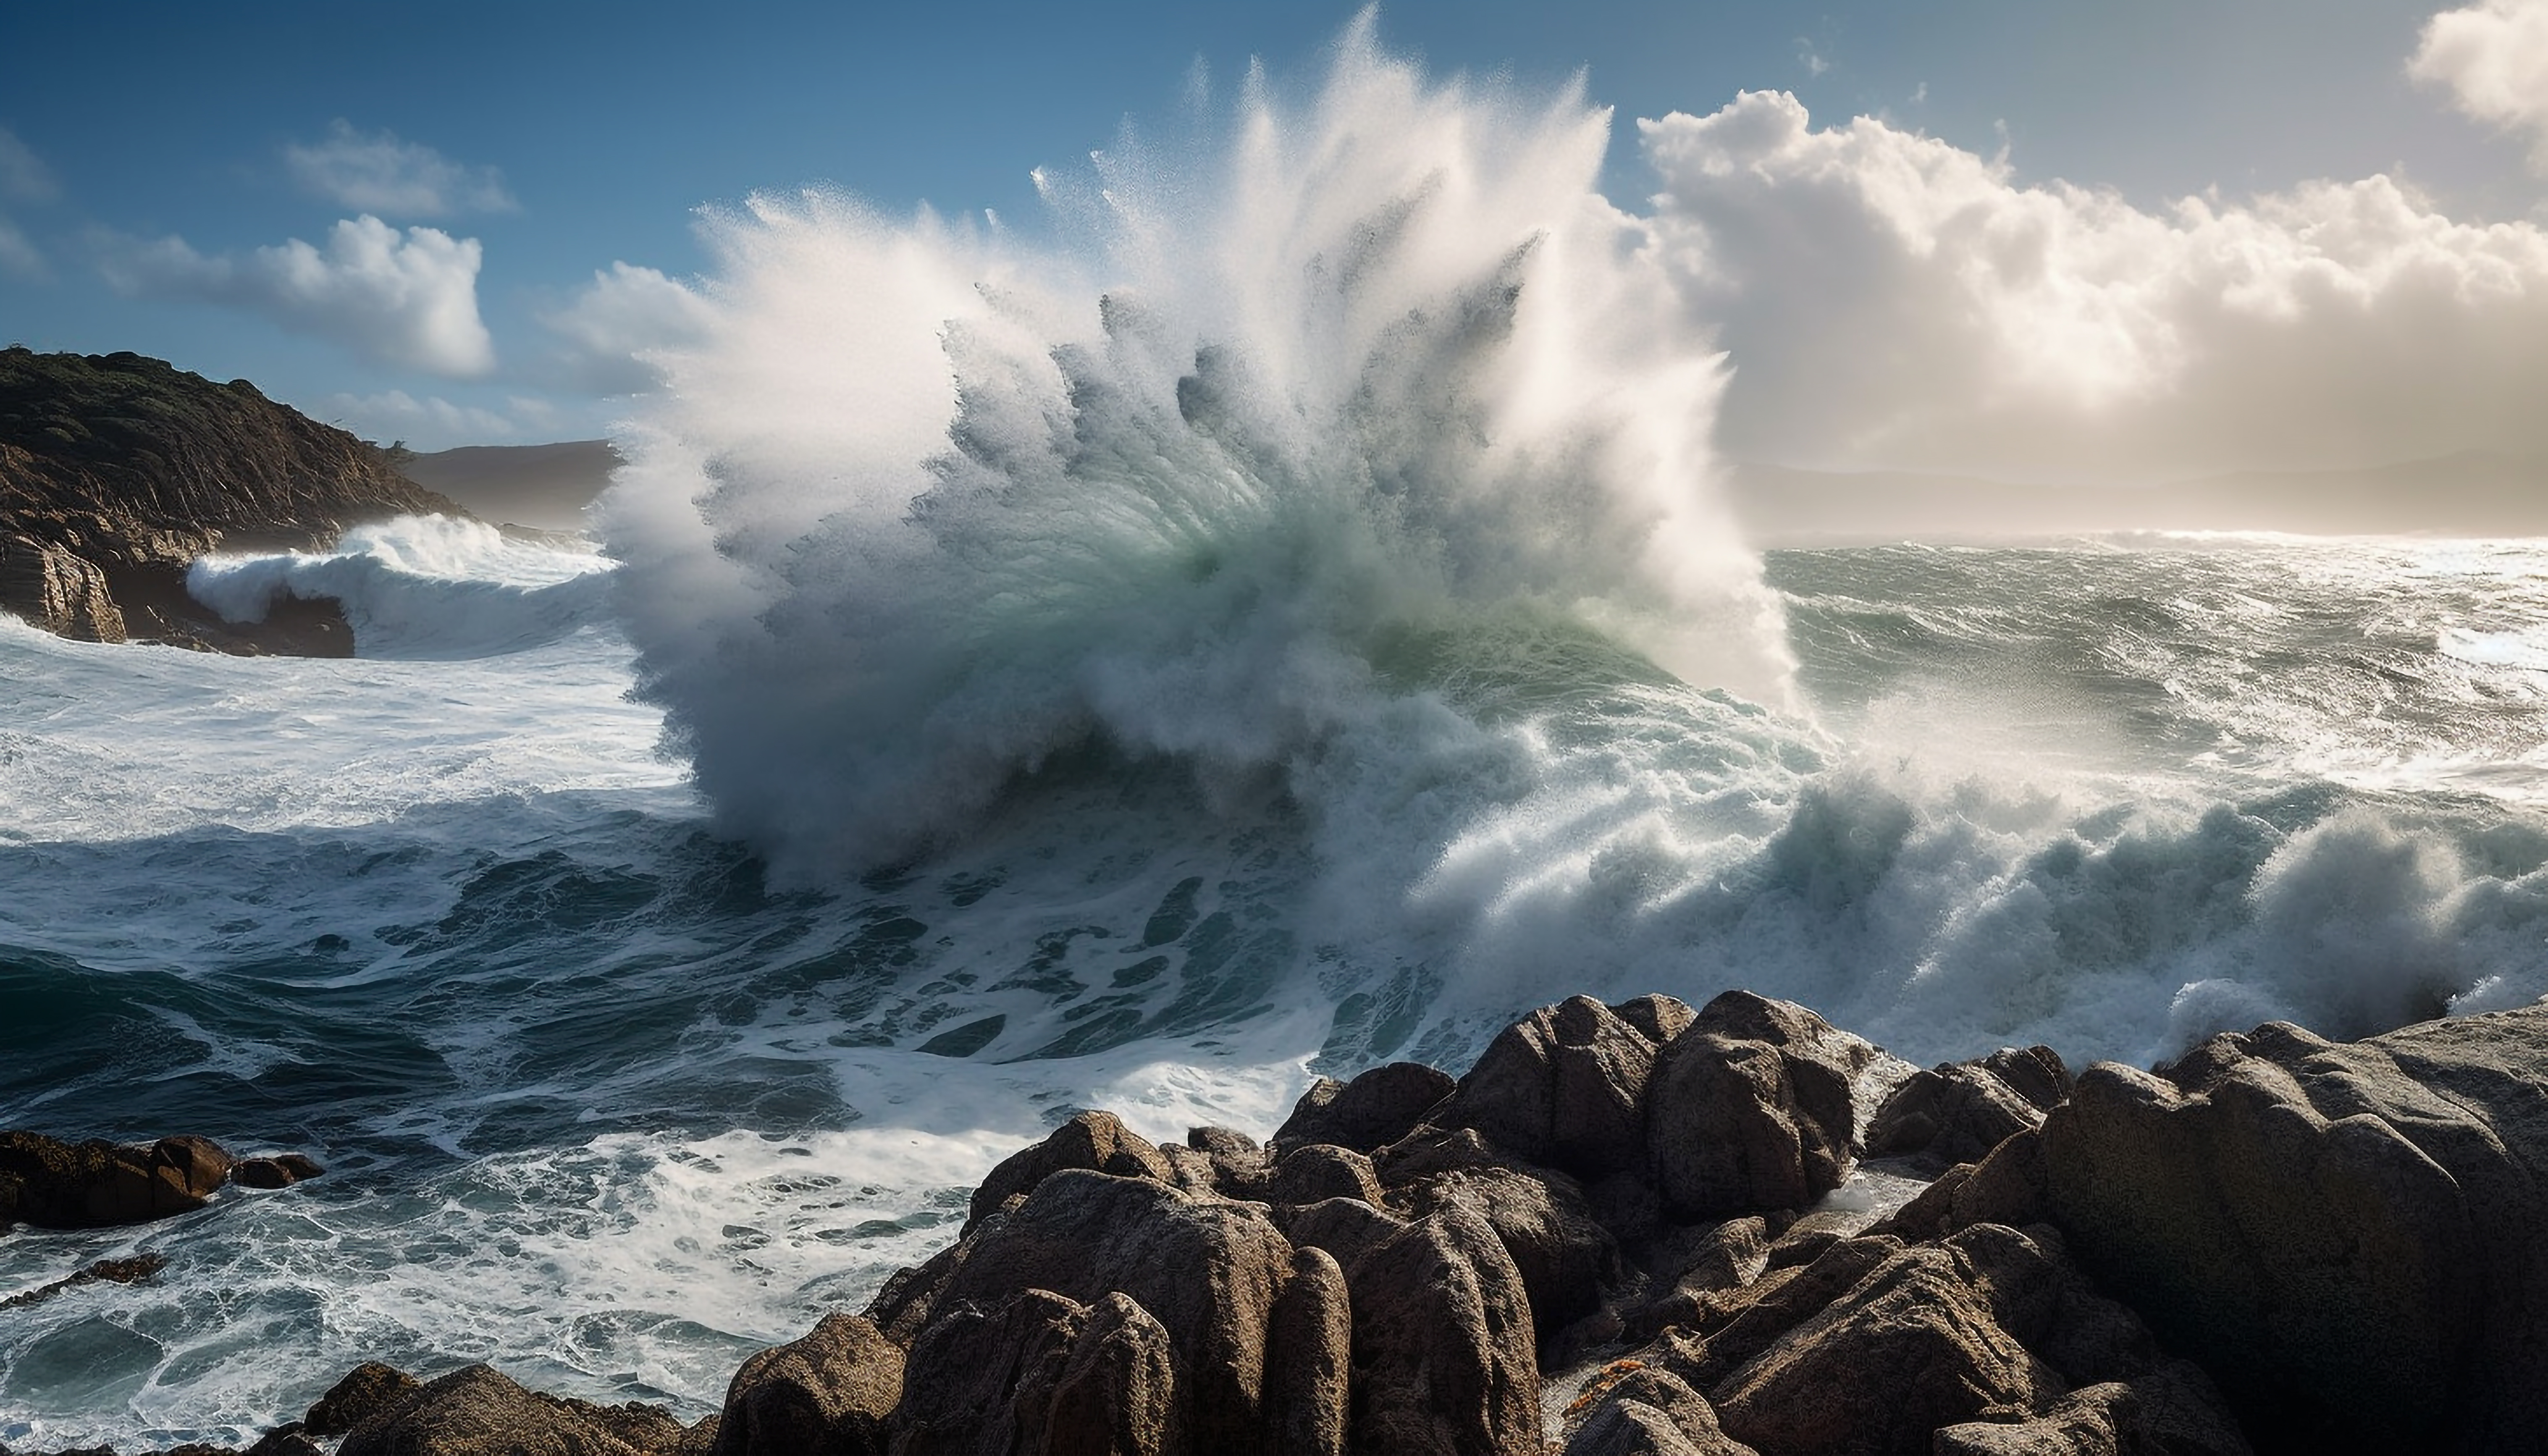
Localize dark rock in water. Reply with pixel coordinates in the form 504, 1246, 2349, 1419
304, 1362, 422, 1438
335, 1363, 695, 1456
0, 347, 465, 653
2041, 1007, 2548, 1453
1440, 995, 1660, 1180
0, 1131, 232, 1229
0, 1251, 166, 1309
1273, 1061, 1456, 1153
1645, 992, 1875, 1219
1342, 1203, 1541, 1456
711, 1312, 901, 1456
964, 1110, 1173, 1231
234, 1153, 326, 1189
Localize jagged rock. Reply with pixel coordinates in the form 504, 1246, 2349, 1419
1866, 1046, 2070, 1167
0, 1131, 233, 1228
929, 1168, 1323, 1454
1267, 1143, 1386, 1207
1397, 1162, 1623, 1344
1565, 1367, 1758, 1456
1184, 1125, 1257, 1157
1709, 1240, 2066, 1456
1274, 1062, 1456, 1153
1645, 993, 1876, 1219
0, 348, 466, 653
1439, 995, 1659, 1179
711, 1312, 902, 1456
1623, 1216, 1773, 1340
1613, 994, 1699, 1047
894, 1287, 1179, 1456
1675, 1233, 1904, 1385
2040, 1008, 2548, 1452
305, 1362, 424, 1438
0, 534, 124, 640
0, 1252, 166, 1309
1263, 1246, 1353, 1456
966, 1112, 1173, 1230
860, 1218, 987, 1348
1932, 1361, 2253, 1456
1343, 1203, 1541, 1456
336, 1363, 674, 1456
1272, 1195, 1411, 1273
235, 1153, 326, 1189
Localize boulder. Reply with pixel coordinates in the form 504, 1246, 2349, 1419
1267, 1144, 1387, 1207
1865, 1046, 2070, 1167
336, 1364, 674, 1456
1931, 1361, 2252, 1456
1645, 994, 1876, 1219
967, 1112, 1175, 1230
1397, 1162, 1623, 1344
711, 1312, 902, 1456
235, 1153, 327, 1189
1439, 996, 1660, 1179
1708, 1242, 2065, 1456
2039, 1009, 2548, 1451
304, 1362, 422, 1438
1565, 1367, 1758, 1456
0, 1131, 234, 1229
929, 1169, 1323, 1454
1342, 1203, 1541, 1456
1274, 1062, 1456, 1154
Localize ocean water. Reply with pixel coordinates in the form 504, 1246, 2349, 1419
10, 26, 2548, 1451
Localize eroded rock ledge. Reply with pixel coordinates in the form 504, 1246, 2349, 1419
0, 347, 463, 653
16, 991, 2548, 1456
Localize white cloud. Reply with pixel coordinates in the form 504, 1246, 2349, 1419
0, 216, 43, 281
537, 261, 717, 393
0, 128, 57, 204
2412, 0, 2548, 169
285, 120, 516, 218
98, 215, 496, 378
1641, 91, 2548, 480
320, 388, 520, 444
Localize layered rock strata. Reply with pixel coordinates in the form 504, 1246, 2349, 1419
0, 347, 462, 653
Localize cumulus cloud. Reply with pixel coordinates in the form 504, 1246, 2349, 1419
98, 215, 496, 377
537, 261, 717, 393
0, 128, 57, 204
2412, 0, 2548, 169
285, 120, 516, 218
1642, 91, 2548, 480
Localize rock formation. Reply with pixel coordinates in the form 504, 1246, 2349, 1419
0, 347, 463, 653
21, 993, 2548, 1456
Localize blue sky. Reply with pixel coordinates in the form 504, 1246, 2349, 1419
3, 1, 2544, 475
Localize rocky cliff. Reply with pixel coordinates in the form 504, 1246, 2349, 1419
0, 347, 464, 654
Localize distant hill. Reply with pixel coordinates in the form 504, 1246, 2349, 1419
1729, 454, 2548, 546
0, 347, 464, 652
396, 441, 620, 533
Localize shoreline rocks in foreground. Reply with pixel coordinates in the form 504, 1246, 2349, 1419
0, 347, 463, 654
12, 992, 2548, 1455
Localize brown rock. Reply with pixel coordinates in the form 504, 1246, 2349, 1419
1565, 1367, 1758, 1456
1677, 1233, 1902, 1386
1343, 1203, 1541, 1456
1865, 1046, 2069, 1167
1645, 993, 1874, 1219
929, 1168, 1314, 1454
2038, 1010, 2546, 1451
1267, 1144, 1386, 1207
1263, 1246, 1352, 1456
711, 1312, 902, 1456
336, 1363, 661, 1456
1932, 1360, 2252, 1456
1398, 1162, 1623, 1345
1274, 1062, 1456, 1154
966, 1112, 1173, 1231
305, 1362, 423, 1438
0, 1131, 234, 1229
235, 1153, 326, 1190
1440, 996, 1659, 1179
1709, 1243, 2065, 1456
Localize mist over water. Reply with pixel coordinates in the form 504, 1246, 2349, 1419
10, 19, 2548, 1452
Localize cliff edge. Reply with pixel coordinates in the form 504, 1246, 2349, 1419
0, 347, 465, 654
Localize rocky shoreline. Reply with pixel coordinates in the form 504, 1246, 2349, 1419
0, 348, 462, 654
8, 989, 2546, 1455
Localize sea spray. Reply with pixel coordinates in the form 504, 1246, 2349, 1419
605, 16, 1794, 880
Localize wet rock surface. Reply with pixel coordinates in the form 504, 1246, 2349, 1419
32, 995, 2548, 1456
